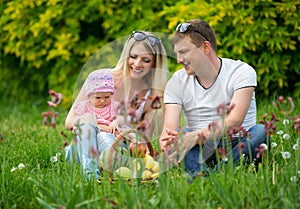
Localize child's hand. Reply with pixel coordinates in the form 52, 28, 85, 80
108, 122, 119, 136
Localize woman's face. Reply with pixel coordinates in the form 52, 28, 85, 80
128, 43, 155, 79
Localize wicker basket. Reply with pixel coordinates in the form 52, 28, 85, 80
98, 129, 155, 181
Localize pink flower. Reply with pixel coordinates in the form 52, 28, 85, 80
130, 91, 146, 109
149, 94, 162, 109
50, 112, 59, 129
137, 120, 150, 132
216, 103, 235, 117
208, 121, 222, 135
292, 116, 300, 134
89, 146, 99, 159
47, 89, 63, 107
218, 147, 228, 160
238, 142, 245, 154
126, 108, 138, 126
255, 143, 268, 159
41, 110, 52, 126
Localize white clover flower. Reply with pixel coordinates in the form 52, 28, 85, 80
55, 152, 62, 158
297, 170, 300, 176
10, 167, 17, 173
271, 142, 278, 148
259, 143, 268, 151
281, 151, 291, 159
283, 119, 289, 125
276, 130, 284, 135
282, 134, 290, 140
290, 176, 297, 182
293, 144, 299, 150
50, 156, 58, 163
18, 163, 25, 170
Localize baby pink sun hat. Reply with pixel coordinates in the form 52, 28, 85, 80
85, 71, 114, 96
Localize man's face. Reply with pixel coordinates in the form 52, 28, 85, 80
173, 36, 205, 76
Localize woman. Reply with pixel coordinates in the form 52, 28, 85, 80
65, 31, 169, 180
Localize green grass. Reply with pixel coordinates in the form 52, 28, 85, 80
1, 97, 299, 209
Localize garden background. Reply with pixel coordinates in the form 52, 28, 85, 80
1, 0, 300, 208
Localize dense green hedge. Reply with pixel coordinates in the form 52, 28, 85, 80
1, 0, 299, 107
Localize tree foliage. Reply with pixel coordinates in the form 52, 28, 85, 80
1, 0, 299, 106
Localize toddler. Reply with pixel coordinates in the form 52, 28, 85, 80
74, 71, 122, 136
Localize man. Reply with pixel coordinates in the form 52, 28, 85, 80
160, 19, 267, 176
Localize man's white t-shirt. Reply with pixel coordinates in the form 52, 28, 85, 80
164, 58, 257, 131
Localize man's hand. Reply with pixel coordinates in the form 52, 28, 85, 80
160, 129, 179, 152
160, 129, 204, 164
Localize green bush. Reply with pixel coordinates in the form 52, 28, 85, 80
1, 0, 299, 105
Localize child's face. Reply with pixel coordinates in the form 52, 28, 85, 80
89, 92, 113, 108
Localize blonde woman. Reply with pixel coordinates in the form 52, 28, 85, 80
65, 31, 169, 180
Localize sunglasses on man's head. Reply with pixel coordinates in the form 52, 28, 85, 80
130, 31, 161, 46
176, 23, 209, 42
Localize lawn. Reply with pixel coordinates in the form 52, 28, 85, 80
0, 95, 299, 209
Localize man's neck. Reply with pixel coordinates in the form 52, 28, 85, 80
196, 56, 221, 88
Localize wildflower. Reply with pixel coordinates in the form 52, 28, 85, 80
18, 163, 25, 170
297, 170, 300, 176
282, 134, 290, 140
276, 130, 284, 135
50, 112, 59, 129
10, 167, 17, 172
208, 121, 222, 135
271, 142, 277, 148
293, 144, 299, 150
290, 176, 297, 182
292, 116, 300, 134
197, 131, 207, 145
62, 140, 68, 149
216, 103, 235, 117
264, 121, 277, 136
278, 95, 284, 103
89, 146, 99, 159
218, 147, 228, 160
281, 151, 291, 159
149, 94, 162, 109
136, 120, 150, 132
50, 156, 58, 163
130, 91, 145, 109
47, 89, 63, 107
116, 101, 126, 115
255, 143, 268, 159
41, 110, 52, 126
227, 126, 250, 140
283, 119, 289, 125
272, 96, 295, 115
126, 108, 138, 126
238, 142, 244, 155
259, 112, 279, 136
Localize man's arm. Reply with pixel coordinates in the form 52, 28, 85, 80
159, 104, 181, 151
198, 87, 255, 140
224, 87, 254, 129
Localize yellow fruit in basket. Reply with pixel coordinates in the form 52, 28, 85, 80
115, 167, 132, 178
151, 161, 159, 173
142, 170, 152, 179
145, 157, 155, 170
143, 154, 153, 161
151, 172, 159, 179
132, 159, 142, 172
